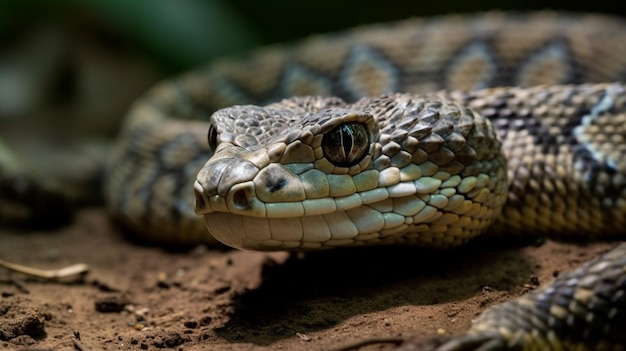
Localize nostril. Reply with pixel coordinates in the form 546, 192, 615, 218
232, 189, 249, 209
193, 181, 208, 214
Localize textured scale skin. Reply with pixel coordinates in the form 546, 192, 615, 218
103, 12, 626, 350
446, 84, 626, 238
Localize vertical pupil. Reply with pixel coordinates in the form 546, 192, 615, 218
322, 122, 368, 167
341, 125, 354, 159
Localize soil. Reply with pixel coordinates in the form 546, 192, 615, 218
0, 208, 618, 351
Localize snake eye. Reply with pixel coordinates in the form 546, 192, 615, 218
207, 125, 218, 151
322, 123, 369, 167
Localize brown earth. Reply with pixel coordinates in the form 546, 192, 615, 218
0, 208, 618, 351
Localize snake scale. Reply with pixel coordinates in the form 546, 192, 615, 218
89, 11, 626, 350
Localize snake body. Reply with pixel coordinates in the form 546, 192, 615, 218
103, 12, 626, 350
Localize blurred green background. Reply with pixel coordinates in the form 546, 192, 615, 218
2, 0, 624, 73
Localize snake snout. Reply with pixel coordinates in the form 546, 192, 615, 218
194, 157, 261, 215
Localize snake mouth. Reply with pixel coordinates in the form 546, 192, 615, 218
201, 211, 370, 250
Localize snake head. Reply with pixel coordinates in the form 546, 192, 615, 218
195, 95, 508, 250
194, 97, 379, 249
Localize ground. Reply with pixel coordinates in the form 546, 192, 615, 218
0, 209, 618, 351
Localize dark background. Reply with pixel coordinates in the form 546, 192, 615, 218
2, 0, 624, 72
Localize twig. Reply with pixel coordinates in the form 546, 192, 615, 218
0, 258, 89, 280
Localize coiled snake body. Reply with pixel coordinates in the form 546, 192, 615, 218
104, 12, 626, 350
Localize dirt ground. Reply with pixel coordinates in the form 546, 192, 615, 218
0, 208, 618, 351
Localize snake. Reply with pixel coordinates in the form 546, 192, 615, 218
19, 11, 626, 350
